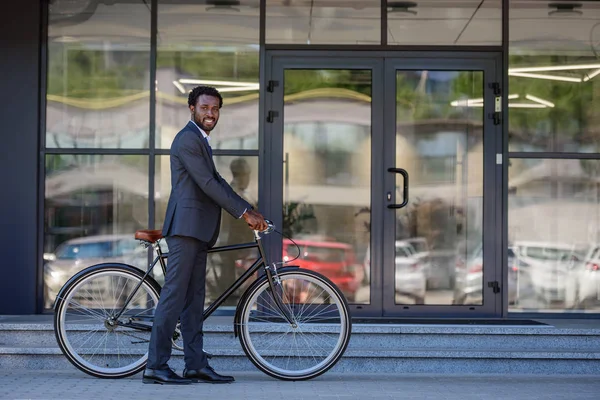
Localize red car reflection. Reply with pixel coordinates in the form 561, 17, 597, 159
282, 239, 361, 302
236, 238, 361, 302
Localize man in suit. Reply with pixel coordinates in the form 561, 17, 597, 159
143, 86, 268, 385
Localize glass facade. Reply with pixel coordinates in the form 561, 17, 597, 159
508, 0, 600, 313
388, 0, 502, 45
39, 0, 600, 317
156, 0, 260, 150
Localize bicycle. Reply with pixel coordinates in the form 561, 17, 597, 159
53, 221, 352, 381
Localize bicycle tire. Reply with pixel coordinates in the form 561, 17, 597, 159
54, 263, 161, 379
237, 268, 351, 381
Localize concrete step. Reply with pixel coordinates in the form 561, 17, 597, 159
1, 321, 600, 375
3, 323, 600, 351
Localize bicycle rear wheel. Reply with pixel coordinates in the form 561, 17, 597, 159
237, 268, 351, 381
54, 264, 161, 378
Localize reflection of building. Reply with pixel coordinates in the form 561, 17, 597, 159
509, 158, 600, 245
45, 161, 149, 253
3, 0, 600, 320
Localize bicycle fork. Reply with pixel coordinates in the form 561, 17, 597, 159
264, 263, 297, 327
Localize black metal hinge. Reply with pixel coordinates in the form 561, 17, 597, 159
267, 80, 279, 92
488, 281, 500, 294
266, 110, 279, 123
488, 82, 501, 125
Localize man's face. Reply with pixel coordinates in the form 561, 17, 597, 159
190, 94, 220, 133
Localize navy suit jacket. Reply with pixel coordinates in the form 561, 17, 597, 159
161, 121, 252, 246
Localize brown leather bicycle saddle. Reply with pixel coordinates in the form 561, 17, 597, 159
135, 230, 163, 243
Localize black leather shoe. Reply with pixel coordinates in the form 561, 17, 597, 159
142, 368, 192, 385
183, 366, 235, 383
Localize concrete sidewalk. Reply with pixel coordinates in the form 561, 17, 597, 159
0, 370, 599, 400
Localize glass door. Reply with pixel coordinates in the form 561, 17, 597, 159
266, 52, 502, 318
382, 57, 501, 316
265, 55, 385, 315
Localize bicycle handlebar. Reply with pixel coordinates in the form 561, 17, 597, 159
258, 219, 275, 234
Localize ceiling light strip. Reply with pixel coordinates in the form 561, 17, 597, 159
509, 72, 582, 83
525, 94, 555, 108
172, 81, 186, 94
179, 79, 258, 87
583, 69, 600, 82
509, 63, 600, 73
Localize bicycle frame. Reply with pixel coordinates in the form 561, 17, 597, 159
114, 229, 295, 327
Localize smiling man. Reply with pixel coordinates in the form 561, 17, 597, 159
143, 86, 268, 385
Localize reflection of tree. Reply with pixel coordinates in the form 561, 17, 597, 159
283, 201, 316, 238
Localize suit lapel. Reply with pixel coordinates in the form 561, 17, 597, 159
186, 121, 217, 171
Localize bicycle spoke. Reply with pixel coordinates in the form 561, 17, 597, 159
240, 271, 350, 380
56, 268, 159, 377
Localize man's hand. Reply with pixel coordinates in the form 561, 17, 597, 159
242, 209, 268, 231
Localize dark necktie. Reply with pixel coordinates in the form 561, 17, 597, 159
205, 137, 213, 158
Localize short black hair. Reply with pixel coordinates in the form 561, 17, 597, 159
188, 85, 223, 109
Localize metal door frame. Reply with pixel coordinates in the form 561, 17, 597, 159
382, 55, 502, 317
264, 50, 503, 318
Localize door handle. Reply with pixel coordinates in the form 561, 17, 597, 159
387, 167, 409, 209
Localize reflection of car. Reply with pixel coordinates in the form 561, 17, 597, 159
453, 244, 535, 305
512, 241, 585, 304
235, 238, 362, 302
402, 238, 434, 287
394, 241, 427, 304
43, 234, 144, 308
282, 239, 362, 302
570, 246, 600, 308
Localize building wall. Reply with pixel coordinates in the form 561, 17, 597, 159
0, 0, 41, 313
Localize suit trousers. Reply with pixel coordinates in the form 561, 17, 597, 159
147, 235, 209, 370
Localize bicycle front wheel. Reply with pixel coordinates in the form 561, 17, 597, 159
238, 269, 351, 381
54, 264, 161, 378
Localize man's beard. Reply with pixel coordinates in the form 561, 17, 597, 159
194, 114, 218, 132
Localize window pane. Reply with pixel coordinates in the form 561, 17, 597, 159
266, 0, 380, 44
509, 1, 600, 152
394, 70, 484, 305
157, 1, 260, 150
508, 159, 600, 313
388, 0, 501, 45
155, 155, 259, 306
46, 0, 151, 149
282, 69, 372, 304
44, 155, 149, 309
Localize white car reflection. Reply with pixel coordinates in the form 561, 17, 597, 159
512, 241, 585, 304
395, 240, 427, 304
570, 245, 600, 309
453, 244, 536, 306
43, 234, 147, 308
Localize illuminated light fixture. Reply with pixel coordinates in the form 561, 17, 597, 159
451, 94, 519, 107
508, 71, 582, 83
583, 69, 600, 82
451, 94, 553, 109
172, 81, 186, 94
509, 103, 547, 109
509, 63, 600, 73
178, 79, 258, 87
525, 94, 555, 108
508, 63, 600, 83
217, 85, 260, 92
